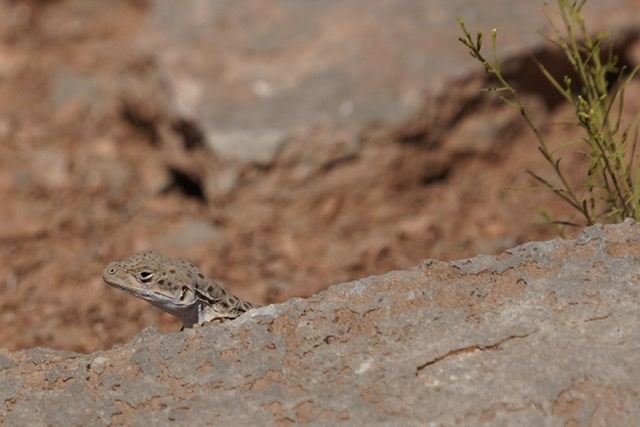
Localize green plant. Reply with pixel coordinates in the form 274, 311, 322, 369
458, 0, 640, 226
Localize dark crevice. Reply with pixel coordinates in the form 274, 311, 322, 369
121, 102, 161, 145
496, 29, 640, 111
421, 165, 450, 186
164, 168, 206, 201
415, 329, 538, 375
172, 119, 205, 150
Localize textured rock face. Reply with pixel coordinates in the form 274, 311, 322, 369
116, 0, 640, 166
2, 220, 640, 425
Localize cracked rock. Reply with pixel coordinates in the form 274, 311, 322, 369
2, 220, 640, 424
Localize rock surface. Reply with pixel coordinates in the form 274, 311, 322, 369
125, 0, 640, 164
2, 220, 639, 425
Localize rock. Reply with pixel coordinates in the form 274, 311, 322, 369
122, 0, 640, 162
444, 96, 548, 157
151, 220, 225, 259
50, 71, 104, 116
22, 147, 71, 191
2, 220, 640, 424
205, 129, 287, 165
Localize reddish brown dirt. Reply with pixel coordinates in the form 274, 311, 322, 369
1, 2, 638, 353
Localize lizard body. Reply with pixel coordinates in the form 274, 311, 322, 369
103, 250, 260, 328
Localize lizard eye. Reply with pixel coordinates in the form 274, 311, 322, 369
137, 269, 154, 283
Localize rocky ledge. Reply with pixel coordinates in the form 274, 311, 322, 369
2, 220, 640, 425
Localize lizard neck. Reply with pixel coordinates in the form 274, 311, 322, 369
147, 298, 200, 329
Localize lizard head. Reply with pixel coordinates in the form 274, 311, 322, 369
103, 250, 199, 314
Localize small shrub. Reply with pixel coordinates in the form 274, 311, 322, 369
458, 0, 640, 227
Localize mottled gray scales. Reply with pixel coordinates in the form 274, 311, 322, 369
102, 250, 261, 328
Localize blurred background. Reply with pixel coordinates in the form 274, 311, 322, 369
0, 0, 639, 352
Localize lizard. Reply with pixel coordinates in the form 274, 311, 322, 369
102, 250, 261, 329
